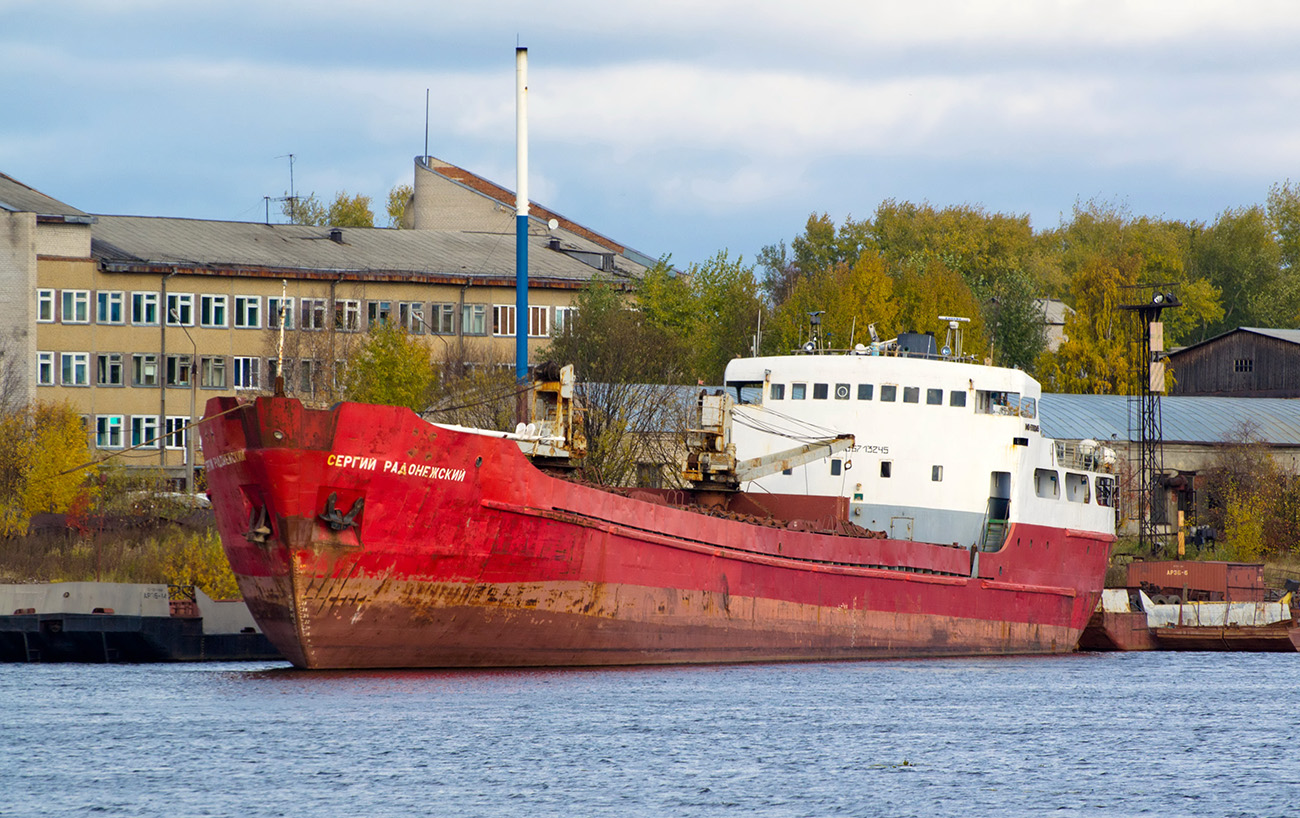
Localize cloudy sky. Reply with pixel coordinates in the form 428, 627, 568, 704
4, 1, 1300, 266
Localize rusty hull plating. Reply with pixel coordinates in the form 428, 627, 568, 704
200, 395, 1114, 669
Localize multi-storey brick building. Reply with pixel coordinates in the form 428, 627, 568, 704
0, 159, 655, 486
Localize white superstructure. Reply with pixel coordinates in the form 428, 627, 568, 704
723, 337, 1116, 549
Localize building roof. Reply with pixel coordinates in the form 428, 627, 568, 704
90, 215, 647, 287
1168, 326, 1300, 357
0, 173, 93, 223
418, 156, 662, 269
1034, 298, 1074, 325
1039, 394, 1300, 446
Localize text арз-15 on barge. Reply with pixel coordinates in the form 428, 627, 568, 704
199, 319, 1117, 669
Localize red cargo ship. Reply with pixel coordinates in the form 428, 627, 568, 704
200, 342, 1116, 669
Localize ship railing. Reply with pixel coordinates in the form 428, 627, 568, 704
1054, 440, 1118, 473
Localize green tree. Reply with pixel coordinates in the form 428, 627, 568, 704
987, 271, 1047, 371
1185, 206, 1289, 339
1267, 179, 1300, 273
541, 277, 692, 485
340, 322, 435, 411
685, 252, 766, 382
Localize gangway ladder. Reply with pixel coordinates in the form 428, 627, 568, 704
979, 498, 1009, 552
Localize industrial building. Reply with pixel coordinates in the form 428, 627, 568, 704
0, 158, 656, 486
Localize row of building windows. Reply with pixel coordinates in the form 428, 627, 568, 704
90, 414, 190, 450
37, 290, 575, 337
38, 352, 336, 392
769, 381, 970, 408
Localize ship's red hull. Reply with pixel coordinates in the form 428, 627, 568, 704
200, 396, 1114, 669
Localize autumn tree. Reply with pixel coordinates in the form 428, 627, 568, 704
282, 191, 375, 227
282, 191, 326, 225
340, 322, 436, 411
0, 402, 96, 537
1198, 423, 1300, 560
1036, 202, 1222, 393
387, 184, 413, 228
764, 252, 898, 354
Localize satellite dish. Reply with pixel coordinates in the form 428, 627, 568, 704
547, 218, 559, 231
802, 341, 816, 353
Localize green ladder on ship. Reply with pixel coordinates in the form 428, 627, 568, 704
980, 518, 1008, 551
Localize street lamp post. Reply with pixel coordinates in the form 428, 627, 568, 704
170, 308, 198, 495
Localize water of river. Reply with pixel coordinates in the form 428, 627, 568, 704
3, 652, 1297, 817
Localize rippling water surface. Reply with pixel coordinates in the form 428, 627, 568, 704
4, 652, 1298, 817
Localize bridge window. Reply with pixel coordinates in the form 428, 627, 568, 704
1065, 472, 1090, 503
834, 383, 851, 400
950, 390, 967, 407
1097, 476, 1117, 507
813, 383, 828, 400
903, 387, 920, 403
926, 388, 943, 405
770, 383, 785, 400
792, 383, 807, 400
857, 384, 873, 400
727, 380, 764, 405
1034, 468, 1060, 499
880, 385, 897, 402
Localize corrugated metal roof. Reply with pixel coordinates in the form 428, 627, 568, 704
0, 173, 91, 220
1237, 327, 1300, 344
90, 215, 646, 284
1039, 394, 1300, 445
1168, 326, 1300, 357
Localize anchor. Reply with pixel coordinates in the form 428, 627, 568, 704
243, 505, 271, 543
320, 492, 364, 532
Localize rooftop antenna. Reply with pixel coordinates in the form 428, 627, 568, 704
939, 315, 969, 359
803, 310, 824, 353
271, 153, 297, 223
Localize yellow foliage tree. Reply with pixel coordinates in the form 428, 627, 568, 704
0, 402, 95, 537
166, 528, 241, 600
767, 253, 899, 353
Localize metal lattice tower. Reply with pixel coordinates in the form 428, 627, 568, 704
1120, 288, 1180, 555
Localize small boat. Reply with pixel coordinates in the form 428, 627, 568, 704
199, 325, 1116, 669
1080, 562, 1299, 652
